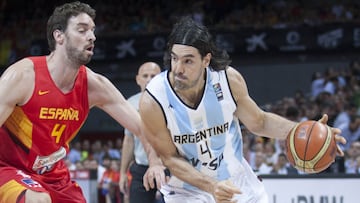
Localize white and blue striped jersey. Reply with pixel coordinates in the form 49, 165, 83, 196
146, 68, 255, 188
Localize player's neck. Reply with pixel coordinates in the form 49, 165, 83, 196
46, 54, 80, 93
177, 81, 205, 108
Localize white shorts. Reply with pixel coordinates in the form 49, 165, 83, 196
161, 158, 269, 203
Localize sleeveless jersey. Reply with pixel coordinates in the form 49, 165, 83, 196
0, 56, 89, 181
146, 68, 245, 190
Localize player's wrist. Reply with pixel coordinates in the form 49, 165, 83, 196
148, 157, 163, 167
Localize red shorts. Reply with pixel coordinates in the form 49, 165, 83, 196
0, 166, 86, 203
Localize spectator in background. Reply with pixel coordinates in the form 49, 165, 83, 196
350, 60, 360, 80
322, 67, 346, 95
119, 62, 165, 203
100, 159, 123, 203
242, 126, 257, 169
107, 139, 121, 160
98, 155, 112, 203
99, 159, 113, 203
285, 106, 301, 122
99, 156, 112, 184
311, 71, 325, 99
92, 140, 105, 164
271, 153, 299, 175
263, 141, 278, 167
355, 155, 360, 174
68, 141, 82, 164
64, 157, 77, 171
250, 138, 267, 170
338, 115, 360, 151
75, 160, 85, 170
344, 141, 360, 174
253, 152, 272, 176
333, 102, 358, 128
83, 158, 99, 171
81, 139, 91, 161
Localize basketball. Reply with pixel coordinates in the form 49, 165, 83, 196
286, 120, 337, 173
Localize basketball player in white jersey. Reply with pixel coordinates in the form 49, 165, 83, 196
139, 16, 346, 203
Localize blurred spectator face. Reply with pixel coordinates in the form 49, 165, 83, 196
102, 157, 111, 168
75, 161, 84, 170
91, 140, 102, 153
82, 139, 90, 151
107, 140, 114, 149
277, 154, 288, 168
278, 139, 286, 152
255, 152, 265, 167
264, 142, 275, 156
349, 116, 360, 132
75, 142, 81, 150
110, 160, 119, 171
87, 159, 98, 170
82, 159, 90, 169
253, 142, 264, 153
115, 138, 123, 149
356, 156, 360, 168
349, 141, 360, 157
64, 158, 73, 168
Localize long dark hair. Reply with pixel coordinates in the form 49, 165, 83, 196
163, 16, 231, 71
46, 1, 96, 51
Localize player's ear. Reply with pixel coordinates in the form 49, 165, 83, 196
53, 30, 65, 45
203, 53, 211, 68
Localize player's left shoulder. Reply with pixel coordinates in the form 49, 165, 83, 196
86, 67, 110, 86
225, 66, 244, 85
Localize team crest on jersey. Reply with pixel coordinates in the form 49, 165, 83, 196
213, 83, 223, 101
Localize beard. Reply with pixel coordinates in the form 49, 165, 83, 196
66, 45, 92, 65
172, 72, 202, 91
173, 79, 187, 90
65, 35, 92, 65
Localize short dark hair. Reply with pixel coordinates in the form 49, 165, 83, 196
46, 1, 96, 51
164, 16, 231, 71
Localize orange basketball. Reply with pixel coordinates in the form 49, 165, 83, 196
285, 120, 337, 173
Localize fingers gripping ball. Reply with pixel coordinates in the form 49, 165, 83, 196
286, 121, 337, 173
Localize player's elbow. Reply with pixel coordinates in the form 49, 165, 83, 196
246, 113, 267, 135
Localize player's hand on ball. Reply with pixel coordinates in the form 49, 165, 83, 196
286, 114, 347, 173
318, 114, 346, 157
213, 180, 241, 203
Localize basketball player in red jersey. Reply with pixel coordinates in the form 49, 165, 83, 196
0, 1, 166, 202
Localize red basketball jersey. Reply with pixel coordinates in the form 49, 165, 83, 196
0, 56, 89, 182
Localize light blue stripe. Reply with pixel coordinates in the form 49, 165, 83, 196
164, 73, 200, 171
230, 120, 243, 162
203, 71, 229, 180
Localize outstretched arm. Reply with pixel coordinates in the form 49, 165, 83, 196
226, 67, 297, 140
226, 67, 346, 154
87, 69, 166, 187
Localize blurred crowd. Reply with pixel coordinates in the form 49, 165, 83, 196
65, 139, 124, 202
1, 0, 360, 67
246, 59, 360, 175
